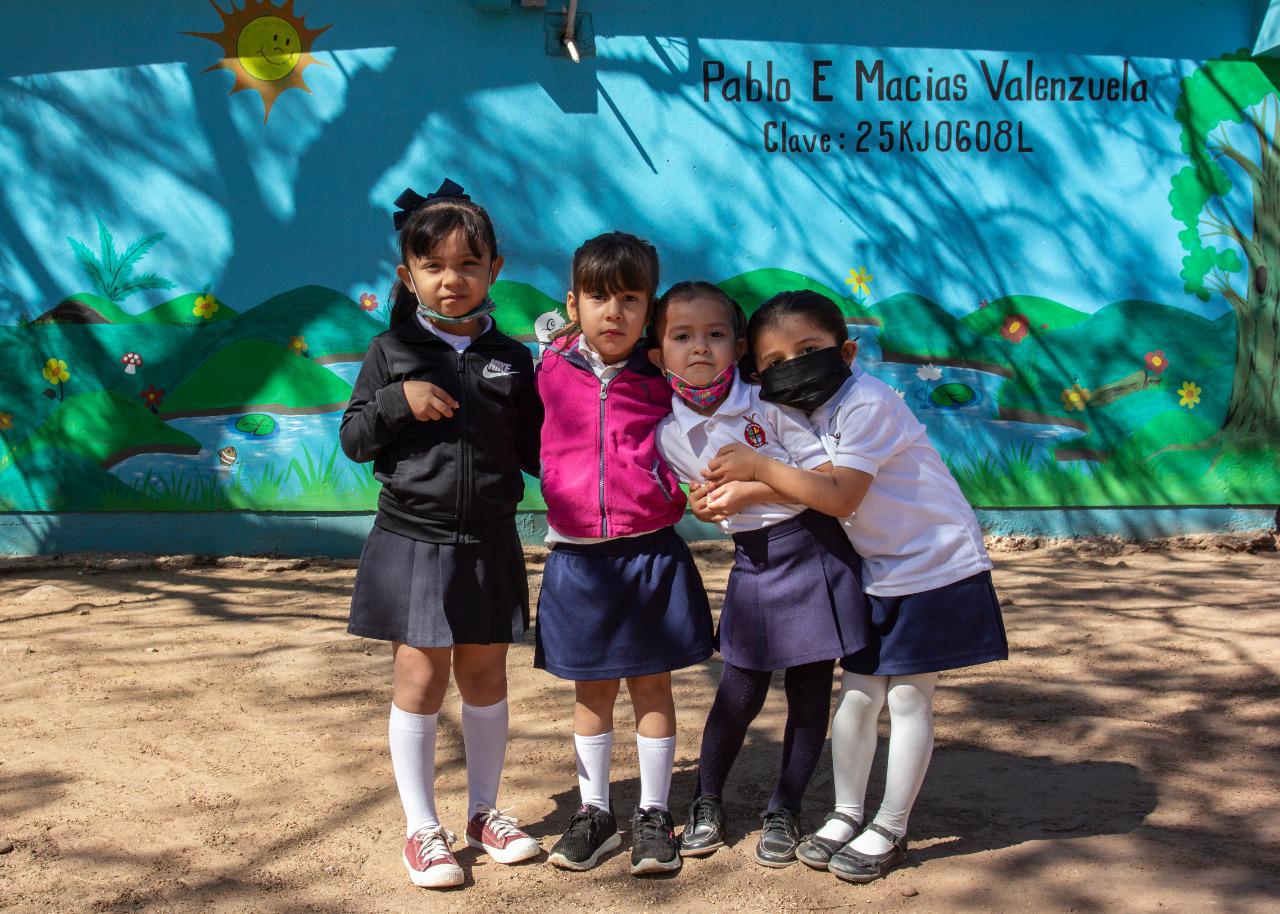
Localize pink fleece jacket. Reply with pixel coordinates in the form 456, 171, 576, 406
537, 338, 686, 538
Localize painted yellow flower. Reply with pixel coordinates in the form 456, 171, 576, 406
0, 412, 12, 431
288, 335, 309, 354
1060, 383, 1090, 412
192, 294, 220, 319
42, 358, 70, 384
845, 267, 873, 297
1177, 380, 1201, 409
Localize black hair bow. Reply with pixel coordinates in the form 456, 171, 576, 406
392, 179, 471, 230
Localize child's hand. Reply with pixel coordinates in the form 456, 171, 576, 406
688, 482, 717, 523
704, 480, 760, 519
703, 443, 766, 484
403, 380, 458, 421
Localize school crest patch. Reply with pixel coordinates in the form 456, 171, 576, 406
743, 415, 767, 449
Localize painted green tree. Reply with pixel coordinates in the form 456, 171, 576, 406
67, 219, 173, 304
1169, 50, 1280, 440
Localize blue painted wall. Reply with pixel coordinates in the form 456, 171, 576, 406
1, 0, 1277, 554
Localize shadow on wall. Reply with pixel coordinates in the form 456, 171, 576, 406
0, 0, 1275, 544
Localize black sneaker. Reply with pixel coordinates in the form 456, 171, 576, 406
679, 793, 726, 857
629, 807, 681, 875
754, 808, 801, 867
548, 804, 621, 871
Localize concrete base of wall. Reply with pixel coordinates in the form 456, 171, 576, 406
0, 508, 1276, 557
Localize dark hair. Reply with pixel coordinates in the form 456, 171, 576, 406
651, 280, 746, 341
388, 198, 499, 328
746, 290, 849, 357
554, 231, 660, 342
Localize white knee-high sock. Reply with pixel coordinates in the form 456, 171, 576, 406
389, 703, 439, 836
574, 731, 613, 810
462, 698, 509, 816
816, 673, 887, 844
636, 734, 677, 811
851, 672, 938, 856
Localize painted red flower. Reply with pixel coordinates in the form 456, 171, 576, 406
140, 385, 164, 409
1144, 350, 1169, 375
359, 292, 379, 312
1000, 313, 1030, 343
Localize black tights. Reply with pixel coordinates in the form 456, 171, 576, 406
695, 658, 835, 813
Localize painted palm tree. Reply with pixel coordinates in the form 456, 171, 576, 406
67, 219, 174, 304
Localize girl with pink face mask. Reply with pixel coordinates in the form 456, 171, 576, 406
649, 281, 868, 870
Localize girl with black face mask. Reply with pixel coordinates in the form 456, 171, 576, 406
703, 290, 1007, 886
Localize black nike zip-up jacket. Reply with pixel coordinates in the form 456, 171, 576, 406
339, 317, 544, 543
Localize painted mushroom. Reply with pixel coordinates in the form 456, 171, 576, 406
121, 352, 143, 374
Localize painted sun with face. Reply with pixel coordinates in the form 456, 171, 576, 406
187, 0, 331, 123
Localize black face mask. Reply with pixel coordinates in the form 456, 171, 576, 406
758, 346, 852, 412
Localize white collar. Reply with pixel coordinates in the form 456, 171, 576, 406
576, 333, 626, 379
669, 373, 755, 435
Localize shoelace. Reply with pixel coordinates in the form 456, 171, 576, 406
690, 796, 719, 828
632, 812, 671, 842
761, 811, 798, 839
478, 805, 527, 840
410, 826, 457, 866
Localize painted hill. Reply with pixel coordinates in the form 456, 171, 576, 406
231, 286, 383, 359
960, 294, 1090, 338
5, 389, 199, 469
161, 339, 354, 417
717, 269, 876, 321
136, 292, 238, 324
871, 293, 1011, 371
34, 292, 238, 325
491, 280, 563, 337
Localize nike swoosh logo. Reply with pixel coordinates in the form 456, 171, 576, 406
482, 365, 514, 379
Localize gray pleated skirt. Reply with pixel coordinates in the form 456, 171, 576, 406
347, 523, 529, 647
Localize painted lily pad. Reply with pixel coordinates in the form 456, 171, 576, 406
928, 382, 977, 409
234, 413, 278, 437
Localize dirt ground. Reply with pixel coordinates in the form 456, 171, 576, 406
2, 536, 1279, 914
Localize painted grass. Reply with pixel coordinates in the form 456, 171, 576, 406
949, 441, 1279, 507
92, 447, 554, 513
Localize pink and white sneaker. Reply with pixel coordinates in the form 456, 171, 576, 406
465, 805, 541, 863
403, 825, 463, 888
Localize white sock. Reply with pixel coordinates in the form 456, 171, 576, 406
574, 730, 613, 810
388, 703, 438, 836
636, 734, 677, 811
462, 697, 509, 816
816, 673, 886, 844
851, 673, 938, 856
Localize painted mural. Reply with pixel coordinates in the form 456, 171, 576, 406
1, 1, 1277, 518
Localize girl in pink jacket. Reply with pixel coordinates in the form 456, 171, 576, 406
535, 232, 713, 877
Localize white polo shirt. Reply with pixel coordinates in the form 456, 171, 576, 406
804, 366, 991, 597
656, 377, 830, 534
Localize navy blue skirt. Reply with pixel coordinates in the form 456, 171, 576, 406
840, 570, 1009, 676
348, 523, 529, 647
534, 526, 713, 681
720, 510, 867, 672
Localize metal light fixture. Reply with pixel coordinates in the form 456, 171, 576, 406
562, 0, 580, 63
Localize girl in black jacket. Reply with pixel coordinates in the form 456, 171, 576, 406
340, 181, 543, 889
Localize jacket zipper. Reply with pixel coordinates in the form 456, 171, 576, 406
456, 351, 468, 540
597, 376, 609, 537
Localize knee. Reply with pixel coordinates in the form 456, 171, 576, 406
455, 664, 507, 701
625, 674, 671, 706
886, 684, 932, 718
576, 679, 620, 710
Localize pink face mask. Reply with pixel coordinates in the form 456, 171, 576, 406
667, 363, 736, 409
